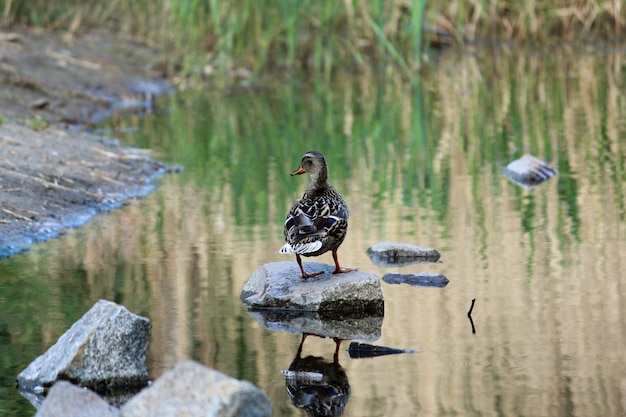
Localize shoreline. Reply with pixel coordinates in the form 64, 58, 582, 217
0, 27, 174, 259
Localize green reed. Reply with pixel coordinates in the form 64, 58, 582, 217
2, 1, 623, 77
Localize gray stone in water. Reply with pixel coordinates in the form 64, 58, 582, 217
382, 272, 449, 288
35, 381, 120, 417
240, 262, 384, 314
17, 300, 150, 407
502, 154, 557, 189
366, 242, 441, 267
120, 361, 272, 417
248, 309, 382, 341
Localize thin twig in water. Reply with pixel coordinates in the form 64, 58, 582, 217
467, 298, 476, 334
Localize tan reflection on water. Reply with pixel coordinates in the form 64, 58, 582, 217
29, 48, 626, 416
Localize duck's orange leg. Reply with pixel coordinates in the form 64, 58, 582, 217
331, 250, 356, 274
296, 254, 324, 279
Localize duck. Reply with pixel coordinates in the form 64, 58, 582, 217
279, 151, 355, 279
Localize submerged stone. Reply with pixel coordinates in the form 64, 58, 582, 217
240, 262, 384, 314
17, 300, 150, 408
366, 242, 441, 267
120, 361, 272, 417
35, 381, 120, 417
502, 154, 557, 189
382, 272, 449, 288
347, 342, 419, 359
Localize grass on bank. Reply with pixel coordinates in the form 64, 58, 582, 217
1, 1, 624, 78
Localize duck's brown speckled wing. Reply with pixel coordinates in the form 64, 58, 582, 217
280, 189, 349, 257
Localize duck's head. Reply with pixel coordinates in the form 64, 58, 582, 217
291, 151, 328, 185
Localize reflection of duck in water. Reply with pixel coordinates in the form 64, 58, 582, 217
282, 334, 351, 417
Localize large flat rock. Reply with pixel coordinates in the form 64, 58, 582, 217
17, 300, 150, 407
120, 361, 272, 417
240, 262, 383, 314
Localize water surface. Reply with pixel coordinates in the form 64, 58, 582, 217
2, 46, 626, 416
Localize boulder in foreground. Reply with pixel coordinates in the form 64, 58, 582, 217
367, 242, 441, 267
34, 381, 120, 417
120, 361, 272, 417
17, 300, 150, 407
240, 262, 383, 314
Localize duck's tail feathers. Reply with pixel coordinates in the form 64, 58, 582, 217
279, 243, 294, 254
279, 241, 323, 255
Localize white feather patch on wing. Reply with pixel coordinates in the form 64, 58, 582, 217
292, 241, 323, 254
279, 243, 294, 254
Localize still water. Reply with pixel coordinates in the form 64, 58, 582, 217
2, 47, 626, 416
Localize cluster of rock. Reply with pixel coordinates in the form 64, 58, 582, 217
366, 241, 449, 288
18, 300, 271, 417
21, 243, 446, 416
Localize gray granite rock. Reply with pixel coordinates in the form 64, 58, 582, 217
366, 242, 441, 267
17, 300, 150, 407
382, 272, 449, 288
120, 361, 272, 417
35, 381, 120, 417
502, 154, 557, 189
248, 309, 382, 341
240, 262, 383, 314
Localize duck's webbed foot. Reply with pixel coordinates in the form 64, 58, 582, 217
331, 250, 356, 275
296, 254, 325, 279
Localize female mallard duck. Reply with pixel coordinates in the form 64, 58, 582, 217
280, 151, 355, 278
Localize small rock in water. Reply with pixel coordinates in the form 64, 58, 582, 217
17, 299, 150, 408
366, 242, 441, 267
240, 262, 384, 314
348, 342, 420, 359
382, 272, 449, 288
120, 361, 272, 417
502, 154, 557, 189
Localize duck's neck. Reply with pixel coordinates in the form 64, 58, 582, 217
308, 165, 329, 190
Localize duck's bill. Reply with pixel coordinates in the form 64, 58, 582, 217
290, 167, 306, 176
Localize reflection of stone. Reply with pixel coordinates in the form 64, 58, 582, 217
502, 154, 557, 189
283, 335, 351, 417
241, 262, 383, 314
382, 272, 449, 288
366, 242, 441, 267
248, 309, 382, 341
17, 300, 150, 408
348, 342, 419, 359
